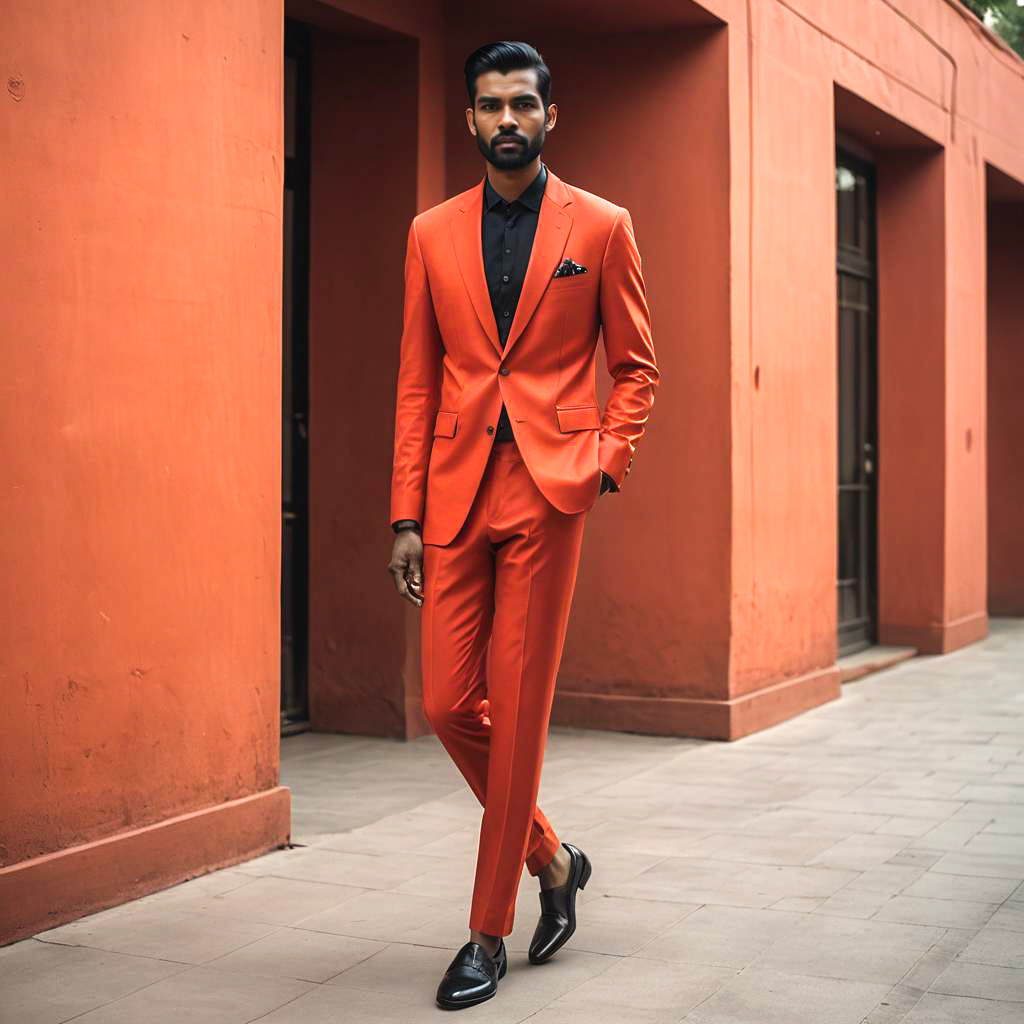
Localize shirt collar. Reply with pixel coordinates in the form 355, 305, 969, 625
483, 162, 548, 213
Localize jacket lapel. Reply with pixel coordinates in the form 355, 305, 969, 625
450, 181, 502, 357
450, 167, 574, 361
504, 170, 573, 359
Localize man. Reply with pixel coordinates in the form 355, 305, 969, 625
387, 40, 659, 1010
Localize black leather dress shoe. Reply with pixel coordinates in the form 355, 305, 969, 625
435, 937, 507, 1010
528, 841, 592, 964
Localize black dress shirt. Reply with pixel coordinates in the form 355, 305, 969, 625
482, 162, 548, 443
392, 164, 612, 535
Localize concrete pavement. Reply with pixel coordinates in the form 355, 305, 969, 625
3, 618, 1023, 1022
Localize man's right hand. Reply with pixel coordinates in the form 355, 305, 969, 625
388, 529, 424, 607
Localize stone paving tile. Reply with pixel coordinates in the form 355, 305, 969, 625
545, 955, 735, 1020
872, 894, 999, 929
34, 904, 280, 965
848, 859, 933, 891
562, 818, 714, 856
856, 773, 972, 798
980, 818, 1024, 836
807, 833, 913, 871
291, 889, 451, 941
611, 855, 859, 908
670, 831, 840, 865
401, 823, 480, 860
739, 806, 893, 836
953, 801, 1024, 823
682, 966, 892, 1024
392, 849, 496, 900
525, 1006, 687, 1023
231, 844, 455, 890
964, 831, 1024, 856
928, 959, 1024, 1001
382, 897, 476, 948
861, 930, 973, 1024
770, 896, 825, 912
957, 784, 1024, 803
61, 965, 314, 1023
887, 848, 946, 870
631, 904, 805, 969
875, 815, 953, 838
639, 803, 760, 830
305, 807, 474, 855
902, 870, 1020, 904
138, 868, 257, 907
6, 617, 1024, 1022
127, 875, 365, 927
908, 818, 992, 849
988, 900, 1024, 931
956, 926, 1024, 969
861, 986, 930, 1024
204, 928, 385, 982
0, 942, 187, 1024
929, 849, 1024, 880
751, 914, 944, 984
902, 992, 1024, 1022
786, 793, 969, 819
255, 980, 447, 1023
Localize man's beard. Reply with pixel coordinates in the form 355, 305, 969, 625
476, 124, 545, 170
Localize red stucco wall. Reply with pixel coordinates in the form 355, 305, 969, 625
1, 0, 287, 935
727, 0, 1022, 675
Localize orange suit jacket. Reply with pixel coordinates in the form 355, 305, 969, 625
390, 167, 660, 547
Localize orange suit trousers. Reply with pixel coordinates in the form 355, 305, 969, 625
421, 437, 589, 938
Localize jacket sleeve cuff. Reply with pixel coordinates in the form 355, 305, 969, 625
598, 432, 634, 489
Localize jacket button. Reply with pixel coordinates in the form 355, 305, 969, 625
486, 426, 494, 435
498, 367, 510, 376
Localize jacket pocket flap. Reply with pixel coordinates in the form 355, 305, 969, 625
433, 410, 458, 437
556, 404, 601, 432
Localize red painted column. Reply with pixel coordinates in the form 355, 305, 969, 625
0, 0, 288, 943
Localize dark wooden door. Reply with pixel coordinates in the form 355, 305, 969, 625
281, 20, 311, 732
835, 147, 878, 656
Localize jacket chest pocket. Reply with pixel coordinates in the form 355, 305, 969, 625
547, 274, 591, 299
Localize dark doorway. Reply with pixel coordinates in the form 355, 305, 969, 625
985, 163, 1024, 617
835, 146, 879, 656
281, 19, 311, 733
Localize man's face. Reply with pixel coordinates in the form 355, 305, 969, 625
466, 68, 555, 170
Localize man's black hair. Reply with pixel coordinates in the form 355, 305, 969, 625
464, 41, 551, 109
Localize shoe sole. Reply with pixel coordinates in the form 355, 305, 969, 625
528, 844, 592, 964
435, 949, 507, 1009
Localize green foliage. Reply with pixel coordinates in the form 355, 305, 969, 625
960, 0, 1024, 58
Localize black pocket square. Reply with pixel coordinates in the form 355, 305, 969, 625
553, 257, 588, 278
